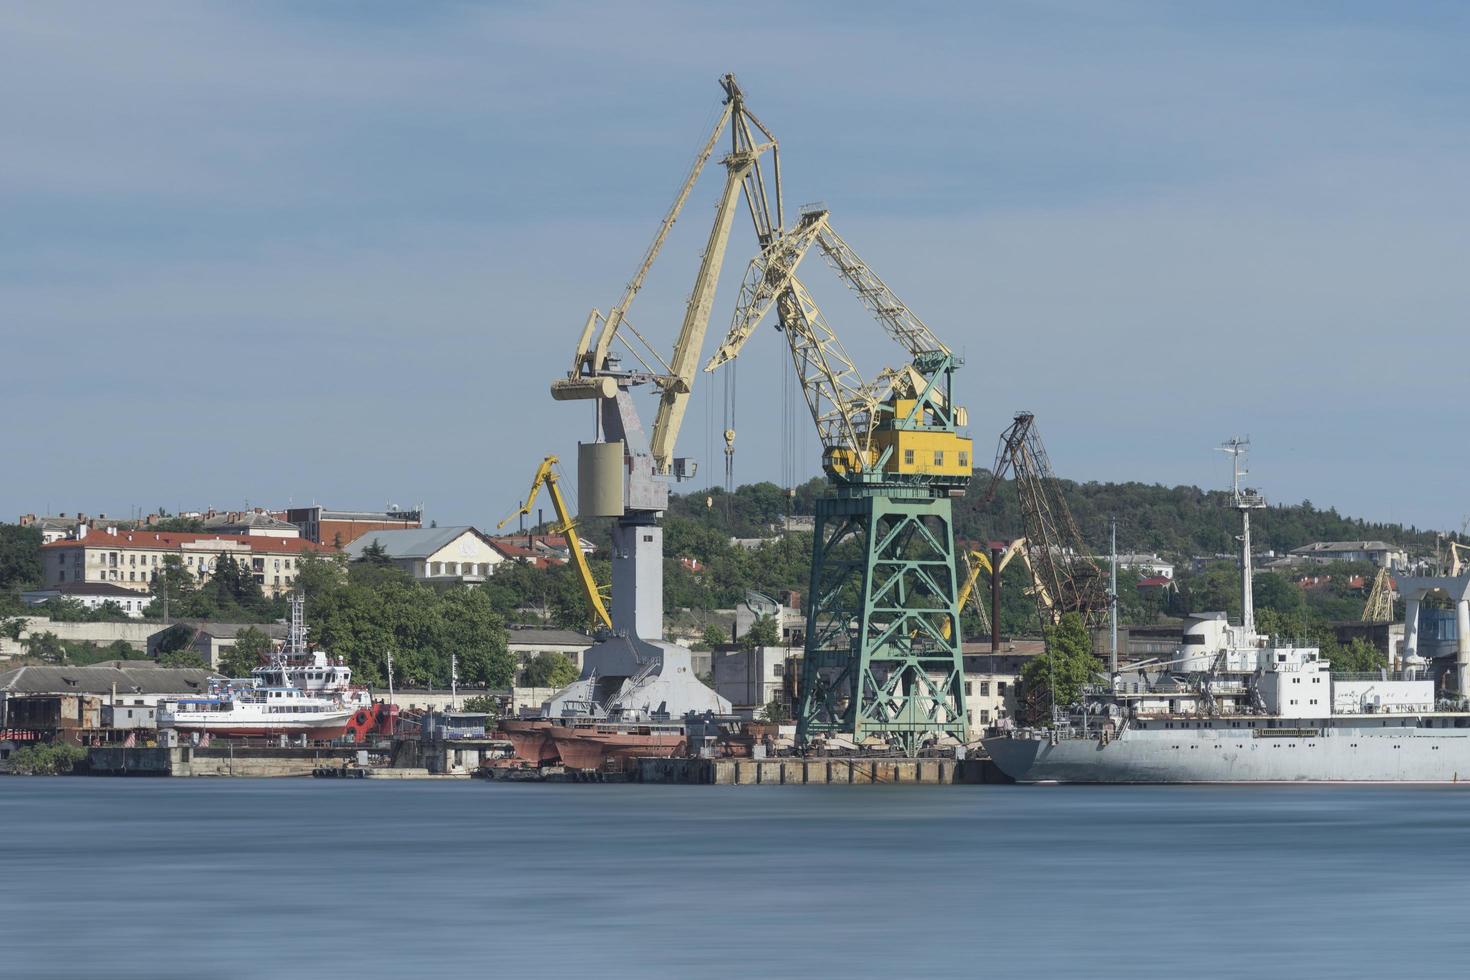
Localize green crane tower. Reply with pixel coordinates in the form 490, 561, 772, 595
706, 208, 972, 756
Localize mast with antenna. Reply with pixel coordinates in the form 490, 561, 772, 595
1217, 438, 1266, 635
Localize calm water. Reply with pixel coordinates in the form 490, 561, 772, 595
3, 779, 1469, 979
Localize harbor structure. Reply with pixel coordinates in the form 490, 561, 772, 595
983, 441, 1470, 783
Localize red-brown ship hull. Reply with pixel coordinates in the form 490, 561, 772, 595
548, 727, 686, 770
499, 719, 561, 765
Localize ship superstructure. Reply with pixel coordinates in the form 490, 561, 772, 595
983, 441, 1470, 783
159, 595, 368, 740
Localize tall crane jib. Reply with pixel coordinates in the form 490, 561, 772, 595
546, 74, 781, 646
985, 413, 1109, 630
707, 207, 973, 757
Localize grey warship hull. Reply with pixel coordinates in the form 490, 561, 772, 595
984, 721, 1470, 784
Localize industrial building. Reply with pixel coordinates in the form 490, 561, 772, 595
0, 662, 218, 757
285, 505, 421, 547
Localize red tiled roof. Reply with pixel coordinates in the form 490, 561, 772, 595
42, 531, 336, 555
1137, 576, 1173, 588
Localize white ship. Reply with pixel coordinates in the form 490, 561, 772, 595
159, 595, 369, 739
983, 440, 1470, 784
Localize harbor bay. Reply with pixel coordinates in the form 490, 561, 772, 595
4, 780, 1470, 980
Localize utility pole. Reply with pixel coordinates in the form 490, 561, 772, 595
1109, 517, 1119, 684
386, 649, 395, 723
990, 544, 1003, 655
450, 652, 458, 711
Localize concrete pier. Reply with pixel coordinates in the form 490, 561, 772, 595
88, 744, 361, 777
635, 756, 1008, 785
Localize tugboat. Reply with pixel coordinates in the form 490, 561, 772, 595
160, 594, 375, 740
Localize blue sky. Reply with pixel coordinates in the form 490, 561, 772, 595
3, 2, 1467, 538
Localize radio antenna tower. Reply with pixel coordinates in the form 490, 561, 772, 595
1217, 437, 1266, 635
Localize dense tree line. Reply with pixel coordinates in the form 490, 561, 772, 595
0, 469, 1449, 662
299, 554, 515, 690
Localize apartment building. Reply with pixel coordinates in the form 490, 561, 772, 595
39, 529, 334, 597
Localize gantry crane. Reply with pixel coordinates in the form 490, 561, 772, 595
1361, 566, 1395, 623
984, 413, 1109, 629
706, 206, 972, 756
549, 74, 780, 644
498, 456, 612, 632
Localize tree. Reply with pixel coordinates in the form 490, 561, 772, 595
760, 698, 789, 723
38, 597, 89, 622
1, 616, 27, 642
8, 742, 87, 775
357, 539, 393, 565
22, 631, 65, 664
701, 624, 731, 650
103, 639, 137, 661
741, 615, 780, 650
0, 524, 43, 592
218, 626, 274, 677
1324, 637, 1386, 673
295, 552, 347, 602
461, 694, 502, 721
522, 652, 578, 688
1019, 614, 1101, 724
145, 554, 205, 620
159, 648, 209, 669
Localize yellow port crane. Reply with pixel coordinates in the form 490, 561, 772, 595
498, 456, 612, 632
948, 538, 1035, 640
1448, 541, 1470, 577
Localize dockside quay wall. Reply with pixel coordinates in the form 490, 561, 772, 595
88, 745, 359, 776
636, 757, 1007, 785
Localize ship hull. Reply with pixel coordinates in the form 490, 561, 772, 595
499, 719, 561, 765
165, 717, 354, 739
162, 705, 356, 740
548, 727, 686, 770
985, 724, 1470, 784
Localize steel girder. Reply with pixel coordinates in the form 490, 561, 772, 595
797, 492, 969, 757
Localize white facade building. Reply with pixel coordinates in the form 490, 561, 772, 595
20, 582, 153, 618
344, 527, 505, 582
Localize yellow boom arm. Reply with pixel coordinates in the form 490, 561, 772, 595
946, 538, 1028, 640
498, 456, 612, 632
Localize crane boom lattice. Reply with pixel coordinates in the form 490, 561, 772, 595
987, 413, 1108, 628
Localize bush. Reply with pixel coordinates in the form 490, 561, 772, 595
8, 742, 87, 775
461, 694, 502, 721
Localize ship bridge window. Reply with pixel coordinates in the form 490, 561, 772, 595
1183, 635, 1206, 646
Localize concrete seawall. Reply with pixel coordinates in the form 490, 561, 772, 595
88, 745, 360, 777
636, 756, 1009, 785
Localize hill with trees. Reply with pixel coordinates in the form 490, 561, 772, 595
0, 472, 1452, 668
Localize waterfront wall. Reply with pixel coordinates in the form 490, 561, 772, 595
1, 617, 163, 658
88, 744, 360, 776
636, 757, 1008, 785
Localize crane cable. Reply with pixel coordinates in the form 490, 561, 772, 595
722, 361, 737, 515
